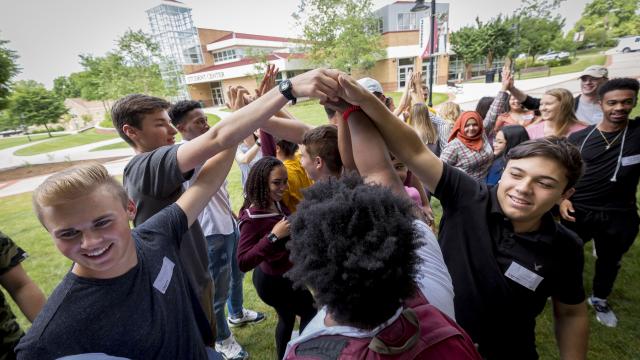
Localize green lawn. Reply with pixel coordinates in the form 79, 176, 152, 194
0, 134, 68, 151
13, 129, 119, 156
89, 141, 130, 152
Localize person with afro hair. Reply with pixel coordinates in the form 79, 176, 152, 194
283, 90, 480, 359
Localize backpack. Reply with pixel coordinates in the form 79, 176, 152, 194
285, 292, 481, 360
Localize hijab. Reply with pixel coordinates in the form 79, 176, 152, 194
448, 111, 484, 151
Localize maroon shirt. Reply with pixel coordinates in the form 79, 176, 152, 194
237, 202, 292, 276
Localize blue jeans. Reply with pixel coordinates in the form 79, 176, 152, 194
206, 226, 245, 342
227, 226, 245, 319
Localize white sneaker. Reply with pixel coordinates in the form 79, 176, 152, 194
215, 335, 249, 360
227, 308, 266, 328
588, 296, 618, 327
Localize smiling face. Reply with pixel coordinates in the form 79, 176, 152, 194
493, 130, 507, 156
497, 156, 572, 232
126, 109, 177, 153
176, 108, 209, 141
463, 118, 480, 137
580, 75, 607, 97
39, 185, 138, 279
600, 89, 637, 126
509, 95, 523, 112
268, 165, 288, 203
539, 94, 561, 122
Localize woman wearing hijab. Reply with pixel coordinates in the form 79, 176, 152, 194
440, 111, 494, 181
485, 125, 530, 186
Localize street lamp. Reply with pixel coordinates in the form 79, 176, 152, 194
411, 0, 436, 107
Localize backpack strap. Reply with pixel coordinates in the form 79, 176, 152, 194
368, 308, 420, 355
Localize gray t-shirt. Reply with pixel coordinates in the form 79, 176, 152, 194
123, 145, 212, 318
16, 204, 210, 359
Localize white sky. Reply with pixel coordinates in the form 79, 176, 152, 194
0, 0, 591, 88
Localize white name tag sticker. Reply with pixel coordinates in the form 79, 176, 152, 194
153, 257, 175, 294
505, 262, 544, 291
621, 154, 640, 167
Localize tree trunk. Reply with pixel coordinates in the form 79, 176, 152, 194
486, 51, 494, 71
43, 123, 52, 138
464, 63, 473, 80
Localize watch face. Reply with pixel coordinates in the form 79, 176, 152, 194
280, 81, 290, 91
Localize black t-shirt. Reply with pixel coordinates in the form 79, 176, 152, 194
434, 164, 585, 360
16, 205, 210, 359
568, 119, 640, 210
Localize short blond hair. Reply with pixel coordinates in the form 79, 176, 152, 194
33, 163, 128, 226
438, 101, 461, 125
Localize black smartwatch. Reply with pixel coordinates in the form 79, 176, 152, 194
278, 79, 297, 105
267, 233, 279, 243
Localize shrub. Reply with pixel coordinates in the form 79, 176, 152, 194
546, 58, 572, 67
31, 126, 65, 134
99, 112, 114, 128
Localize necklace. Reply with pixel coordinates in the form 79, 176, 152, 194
597, 128, 623, 150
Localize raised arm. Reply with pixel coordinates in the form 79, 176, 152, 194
176, 68, 340, 173
508, 81, 541, 110
336, 74, 443, 191
262, 116, 313, 145
346, 110, 404, 195
484, 69, 511, 135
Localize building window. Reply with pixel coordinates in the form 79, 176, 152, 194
422, 61, 438, 86
378, 18, 384, 33
397, 13, 417, 31
213, 49, 240, 63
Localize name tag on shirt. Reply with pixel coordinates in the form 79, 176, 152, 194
153, 257, 174, 294
621, 154, 640, 167
505, 262, 543, 291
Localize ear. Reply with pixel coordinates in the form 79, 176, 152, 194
126, 199, 137, 221
561, 187, 575, 201
175, 123, 185, 133
314, 156, 323, 170
122, 124, 138, 141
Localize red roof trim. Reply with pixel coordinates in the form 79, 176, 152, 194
211, 32, 299, 44
188, 53, 307, 74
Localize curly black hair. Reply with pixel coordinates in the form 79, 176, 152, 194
287, 174, 419, 330
168, 100, 202, 127
243, 156, 284, 210
598, 77, 639, 99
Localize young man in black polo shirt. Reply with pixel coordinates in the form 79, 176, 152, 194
334, 73, 588, 360
560, 78, 640, 327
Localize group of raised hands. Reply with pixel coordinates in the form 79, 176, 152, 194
224, 65, 381, 114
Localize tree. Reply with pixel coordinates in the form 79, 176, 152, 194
52, 75, 82, 99
514, 16, 564, 59
572, 0, 640, 44
515, 0, 566, 19
0, 35, 20, 111
449, 16, 514, 78
8, 81, 68, 137
293, 0, 385, 72
450, 25, 484, 79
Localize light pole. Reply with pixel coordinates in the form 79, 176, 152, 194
411, 0, 436, 107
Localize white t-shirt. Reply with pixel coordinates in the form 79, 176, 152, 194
576, 96, 603, 125
283, 220, 455, 358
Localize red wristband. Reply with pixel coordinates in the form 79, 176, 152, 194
342, 105, 362, 122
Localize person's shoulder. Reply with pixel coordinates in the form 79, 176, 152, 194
568, 124, 595, 142
0, 232, 26, 273
135, 203, 187, 237
554, 222, 584, 251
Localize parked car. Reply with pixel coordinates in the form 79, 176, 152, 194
609, 36, 640, 54
537, 51, 570, 61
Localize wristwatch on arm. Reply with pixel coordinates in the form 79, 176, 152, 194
267, 233, 279, 243
278, 79, 297, 105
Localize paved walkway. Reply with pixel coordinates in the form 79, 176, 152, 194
1, 52, 638, 198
